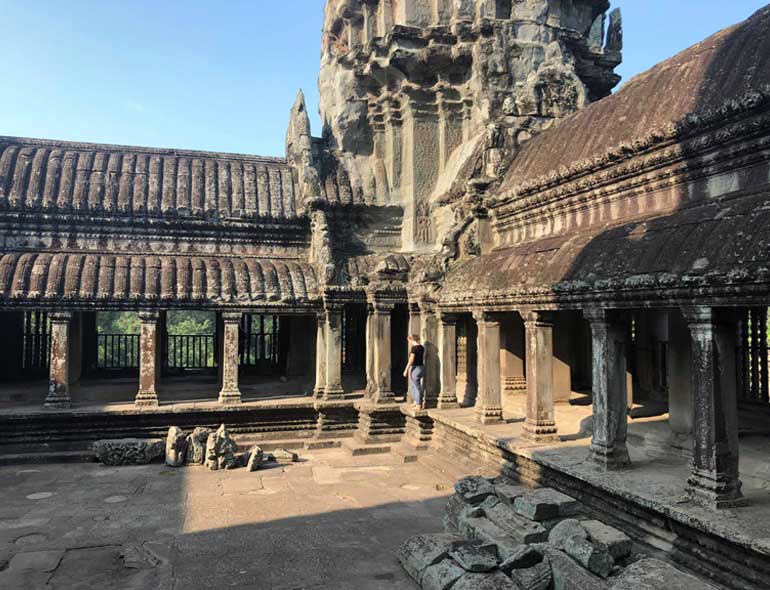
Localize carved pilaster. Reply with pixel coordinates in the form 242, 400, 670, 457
438, 313, 459, 409
324, 303, 345, 400
218, 312, 242, 405
44, 311, 74, 408
372, 301, 395, 404
473, 310, 503, 424
314, 310, 327, 399
523, 311, 558, 442
135, 311, 160, 408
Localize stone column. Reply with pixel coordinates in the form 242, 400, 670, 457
314, 310, 326, 399
218, 312, 242, 405
473, 310, 504, 424
44, 311, 73, 408
584, 309, 630, 469
500, 313, 526, 393
365, 304, 375, 397
372, 302, 394, 404
683, 307, 745, 508
438, 314, 458, 408
419, 302, 440, 408
324, 305, 344, 400
523, 311, 558, 442
135, 311, 160, 407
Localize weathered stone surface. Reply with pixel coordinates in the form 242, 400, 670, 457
165, 426, 187, 467
501, 545, 552, 590
452, 570, 521, 590
448, 540, 499, 573
204, 424, 238, 471
185, 427, 211, 465
610, 558, 716, 590
582, 520, 632, 561
93, 439, 163, 466
462, 517, 523, 561
272, 448, 299, 463
445, 495, 484, 533
514, 488, 580, 521
421, 559, 466, 590
536, 544, 607, 590
563, 536, 614, 579
246, 446, 265, 471
455, 476, 496, 505
494, 483, 529, 507
547, 518, 589, 550
397, 533, 465, 583
483, 501, 548, 544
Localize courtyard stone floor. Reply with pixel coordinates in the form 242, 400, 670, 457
0, 448, 461, 589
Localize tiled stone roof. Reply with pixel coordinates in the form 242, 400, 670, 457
0, 252, 319, 306
0, 136, 300, 222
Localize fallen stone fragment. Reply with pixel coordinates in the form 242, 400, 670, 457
494, 483, 529, 507
449, 540, 499, 572
462, 517, 523, 561
204, 424, 238, 470
272, 448, 299, 463
246, 446, 265, 471
514, 488, 580, 521
500, 545, 552, 590
93, 438, 163, 466
185, 427, 211, 465
455, 476, 496, 505
547, 518, 588, 550
582, 520, 632, 561
421, 559, 466, 590
610, 558, 717, 589
397, 533, 465, 583
453, 570, 521, 590
536, 544, 607, 590
483, 501, 549, 544
165, 426, 187, 467
445, 495, 484, 533
563, 535, 614, 579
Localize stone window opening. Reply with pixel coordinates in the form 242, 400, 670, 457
495, 0, 512, 20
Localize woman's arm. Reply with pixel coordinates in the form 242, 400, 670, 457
403, 352, 415, 378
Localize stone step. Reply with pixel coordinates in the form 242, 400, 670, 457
343, 440, 392, 456
0, 450, 97, 465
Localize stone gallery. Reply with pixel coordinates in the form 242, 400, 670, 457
1, 1, 770, 588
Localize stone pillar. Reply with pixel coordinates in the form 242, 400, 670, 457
419, 302, 440, 408
438, 314, 459, 408
500, 313, 526, 393
668, 311, 693, 436
683, 307, 745, 508
314, 311, 326, 399
408, 303, 421, 348
135, 311, 160, 407
324, 305, 344, 400
365, 304, 376, 397
523, 311, 558, 442
372, 302, 394, 404
218, 312, 242, 405
473, 310, 504, 424
585, 309, 630, 469
44, 311, 73, 408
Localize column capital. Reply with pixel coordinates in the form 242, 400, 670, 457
522, 310, 555, 327
220, 311, 243, 324
472, 309, 500, 325
138, 310, 160, 323
315, 309, 327, 321
440, 312, 459, 326
49, 311, 73, 323
372, 301, 395, 314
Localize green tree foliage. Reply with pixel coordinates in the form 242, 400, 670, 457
97, 311, 140, 334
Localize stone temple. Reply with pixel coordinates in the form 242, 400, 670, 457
1, 1, 770, 588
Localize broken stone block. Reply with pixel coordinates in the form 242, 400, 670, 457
484, 501, 549, 544
453, 570, 521, 590
246, 445, 265, 471
165, 426, 187, 467
185, 427, 211, 465
462, 517, 523, 561
536, 544, 607, 590
563, 535, 614, 579
500, 545, 552, 590
444, 495, 484, 533
93, 438, 163, 466
514, 488, 580, 521
610, 558, 715, 589
421, 559, 466, 590
449, 540, 499, 573
397, 533, 465, 583
547, 518, 588, 550
204, 424, 238, 470
494, 482, 529, 506
272, 448, 299, 463
582, 520, 632, 561
455, 476, 496, 505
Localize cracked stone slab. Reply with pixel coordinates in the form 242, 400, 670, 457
449, 540, 499, 572
610, 558, 718, 589
455, 476, 496, 505
398, 533, 466, 582
452, 570, 521, 589
582, 520, 632, 561
7, 549, 64, 572
483, 502, 549, 544
514, 488, 580, 521
421, 558, 466, 590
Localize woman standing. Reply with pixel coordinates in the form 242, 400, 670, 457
403, 334, 425, 410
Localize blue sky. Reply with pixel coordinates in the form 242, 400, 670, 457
0, 0, 766, 157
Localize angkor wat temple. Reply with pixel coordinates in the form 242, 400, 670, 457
2, 2, 770, 587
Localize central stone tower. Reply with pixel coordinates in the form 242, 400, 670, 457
293, 0, 622, 252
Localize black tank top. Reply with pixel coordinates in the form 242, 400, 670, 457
410, 345, 424, 366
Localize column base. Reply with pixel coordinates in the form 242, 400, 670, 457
134, 391, 159, 408
475, 406, 504, 425
218, 390, 242, 405
523, 419, 559, 443
43, 393, 71, 409
503, 377, 527, 392
687, 468, 747, 509
436, 394, 459, 410
312, 387, 324, 400
374, 389, 395, 405
588, 442, 631, 470
323, 386, 345, 401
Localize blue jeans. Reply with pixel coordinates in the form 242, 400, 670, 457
409, 366, 425, 405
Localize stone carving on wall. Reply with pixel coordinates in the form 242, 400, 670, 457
93, 438, 164, 466
415, 201, 434, 244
